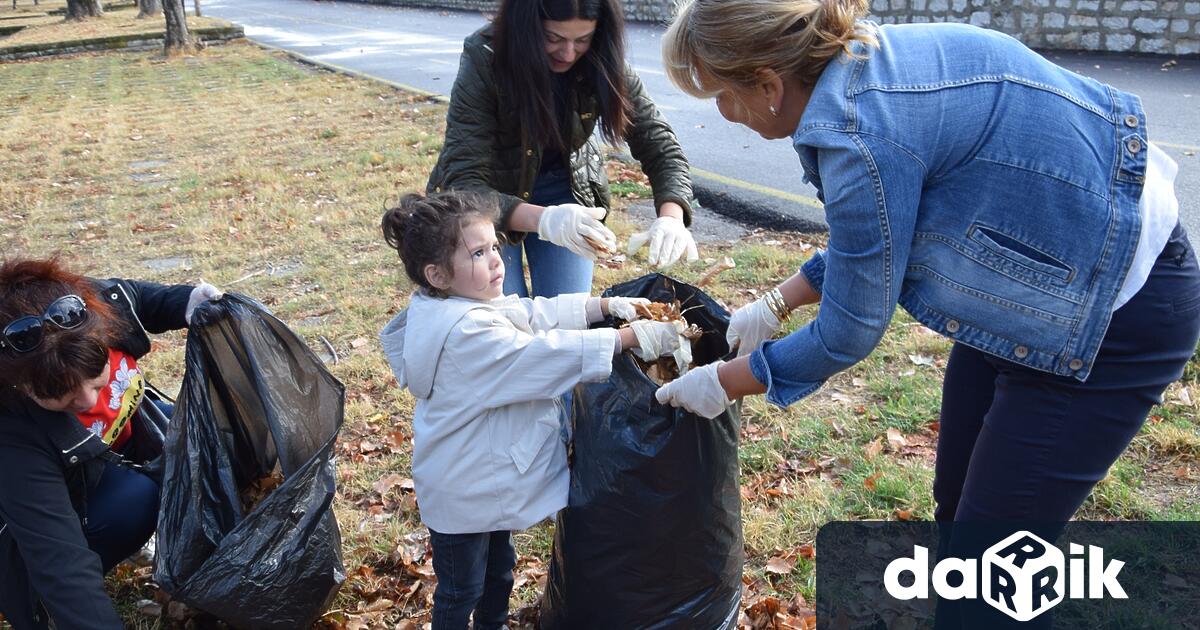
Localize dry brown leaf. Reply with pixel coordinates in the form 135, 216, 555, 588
864, 438, 884, 461
765, 555, 795, 575
864, 472, 882, 492
886, 428, 907, 450
797, 543, 815, 560
895, 508, 915, 521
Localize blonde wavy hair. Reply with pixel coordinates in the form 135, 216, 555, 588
663, 0, 878, 98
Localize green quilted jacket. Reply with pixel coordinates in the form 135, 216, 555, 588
427, 26, 693, 238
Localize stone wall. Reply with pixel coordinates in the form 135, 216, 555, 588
338, 0, 1197, 55
869, 0, 1199, 55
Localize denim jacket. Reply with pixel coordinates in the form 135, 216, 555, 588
749, 23, 1149, 407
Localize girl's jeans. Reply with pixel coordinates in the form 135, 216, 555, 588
429, 529, 516, 630
933, 224, 1200, 629
502, 167, 594, 298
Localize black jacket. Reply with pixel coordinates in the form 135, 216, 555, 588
0, 278, 192, 630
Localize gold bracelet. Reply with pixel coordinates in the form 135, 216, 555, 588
766, 288, 791, 322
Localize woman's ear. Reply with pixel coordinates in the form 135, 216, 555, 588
754, 67, 785, 114
424, 264, 450, 291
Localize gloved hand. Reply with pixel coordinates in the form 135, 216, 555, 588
185, 281, 224, 324
608, 297, 651, 322
537, 204, 618, 261
654, 361, 732, 419
628, 319, 685, 362
627, 216, 699, 268
727, 296, 782, 356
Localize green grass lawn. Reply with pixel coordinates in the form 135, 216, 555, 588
0, 43, 1196, 629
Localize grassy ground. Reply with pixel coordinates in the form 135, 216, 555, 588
0, 43, 1197, 629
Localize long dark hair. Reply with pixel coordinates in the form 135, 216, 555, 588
493, 0, 632, 152
0, 258, 124, 401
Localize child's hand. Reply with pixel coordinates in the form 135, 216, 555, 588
607, 297, 651, 322
629, 319, 686, 361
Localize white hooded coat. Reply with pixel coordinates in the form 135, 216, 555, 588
380, 291, 618, 534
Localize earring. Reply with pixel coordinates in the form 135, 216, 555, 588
769, 104, 778, 116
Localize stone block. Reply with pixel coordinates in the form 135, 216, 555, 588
1069, 14, 1100, 26
1045, 12, 1067, 27
1174, 18, 1192, 32
1076, 0, 1100, 9
929, 0, 949, 10
1106, 32, 1137, 49
1101, 16, 1130, 28
1081, 31, 1101, 46
1138, 37, 1169, 52
1132, 17, 1168, 33
970, 10, 992, 25
953, 0, 968, 11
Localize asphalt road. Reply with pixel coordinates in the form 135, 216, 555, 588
206, 0, 1200, 238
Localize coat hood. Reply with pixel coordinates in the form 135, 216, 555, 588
380, 291, 487, 399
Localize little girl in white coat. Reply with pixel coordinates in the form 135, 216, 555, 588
378, 191, 684, 630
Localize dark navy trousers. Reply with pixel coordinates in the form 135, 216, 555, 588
429, 529, 515, 630
933, 225, 1200, 628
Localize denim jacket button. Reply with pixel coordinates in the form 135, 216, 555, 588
1068, 358, 1084, 371
1014, 345, 1029, 359
1124, 114, 1139, 128
69, 455, 79, 464
946, 319, 960, 333
1126, 138, 1142, 154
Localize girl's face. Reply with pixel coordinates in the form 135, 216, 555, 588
710, 74, 809, 140
543, 18, 596, 73
27, 360, 110, 414
443, 219, 506, 301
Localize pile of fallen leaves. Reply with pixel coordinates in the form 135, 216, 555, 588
622, 300, 703, 385
239, 470, 285, 514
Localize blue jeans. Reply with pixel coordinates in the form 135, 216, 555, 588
83, 400, 171, 572
429, 529, 515, 630
932, 226, 1200, 629
502, 167, 593, 298
85, 460, 159, 572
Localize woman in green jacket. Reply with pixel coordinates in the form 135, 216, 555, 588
428, 0, 698, 298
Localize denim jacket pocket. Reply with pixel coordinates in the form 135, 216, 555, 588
969, 224, 1075, 284
508, 407, 560, 475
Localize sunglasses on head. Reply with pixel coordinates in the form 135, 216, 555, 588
0, 295, 89, 354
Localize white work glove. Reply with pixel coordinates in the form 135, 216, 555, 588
185, 282, 224, 324
608, 297, 651, 322
654, 361, 732, 419
627, 216, 699, 268
629, 319, 685, 362
727, 296, 782, 356
537, 204, 618, 261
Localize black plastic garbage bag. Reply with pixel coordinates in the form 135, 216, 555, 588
541, 273, 743, 630
154, 294, 346, 629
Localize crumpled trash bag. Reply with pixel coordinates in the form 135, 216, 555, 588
540, 273, 743, 630
154, 294, 346, 629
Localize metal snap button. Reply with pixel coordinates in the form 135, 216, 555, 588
1069, 358, 1084, 371
434, 186, 441, 193
1126, 138, 1142, 154
946, 320, 960, 333
526, 149, 533, 156
69, 455, 79, 464
521, 191, 530, 199
1014, 346, 1029, 359
1124, 114, 1138, 128
110, 292, 119, 300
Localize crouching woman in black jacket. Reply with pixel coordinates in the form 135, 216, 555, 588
0, 258, 221, 629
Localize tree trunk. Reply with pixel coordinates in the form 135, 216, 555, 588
162, 0, 194, 54
193, 0, 200, 17
136, 0, 162, 18
65, 0, 104, 19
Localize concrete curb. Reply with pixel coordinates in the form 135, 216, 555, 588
0, 25, 245, 61
252, 40, 449, 104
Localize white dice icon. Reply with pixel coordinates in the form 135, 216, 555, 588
982, 530, 1065, 621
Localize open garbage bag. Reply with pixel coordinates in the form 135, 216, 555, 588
540, 274, 743, 629
154, 294, 346, 628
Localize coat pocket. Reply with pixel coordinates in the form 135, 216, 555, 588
508, 405, 562, 475
969, 224, 1075, 283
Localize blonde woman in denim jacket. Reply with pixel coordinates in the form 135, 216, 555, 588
656, 1, 1200, 626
